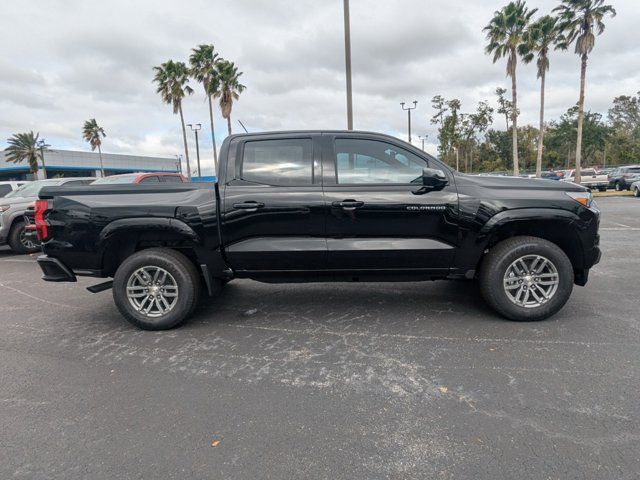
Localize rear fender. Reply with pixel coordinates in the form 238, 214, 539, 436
98, 218, 201, 276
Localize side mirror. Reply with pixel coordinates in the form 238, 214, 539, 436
413, 168, 448, 195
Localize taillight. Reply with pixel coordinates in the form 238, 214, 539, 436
34, 199, 49, 241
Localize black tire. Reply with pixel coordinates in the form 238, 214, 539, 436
113, 248, 201, 330
479, 236, 574, 322
7, 221, 40, 254
615, 181, 623, 191
598, 186, 607, 192
634, 186, 640, 198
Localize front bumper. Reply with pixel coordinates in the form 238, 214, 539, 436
37, 255, 77, 282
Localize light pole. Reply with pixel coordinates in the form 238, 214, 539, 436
401, 101, 417, 143
452, 146, 459, 172
187, 123, 202, 180
36, 139, 48, 179
343, 0, 353, 130
418, 134, 428, 151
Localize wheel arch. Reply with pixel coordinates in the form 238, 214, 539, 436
477, 209, 585, 272
98, 218, 203, 277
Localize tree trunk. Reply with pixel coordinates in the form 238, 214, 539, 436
574, 54, 587, 185
511, 59, 519, 176
536, 69, 546, 178
98, 144, 105, 178
227, 115, 232, 136
208, 95, 218, 174
179, 103, 192, 180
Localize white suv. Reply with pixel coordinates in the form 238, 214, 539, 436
0, 181, 29, 197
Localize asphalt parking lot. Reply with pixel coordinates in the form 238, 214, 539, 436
1, 196, 639, 479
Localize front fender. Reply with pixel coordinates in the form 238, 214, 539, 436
478, 208, 582, 240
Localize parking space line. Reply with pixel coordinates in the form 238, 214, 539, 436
1, 258, 37, 263
600, 227, 640, 231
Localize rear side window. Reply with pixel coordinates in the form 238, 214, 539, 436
241, 138, 313, 186
161, 175, 183, 183
139, 176, 160, 184
0, 185, 12, 196
628, 167, 640, 174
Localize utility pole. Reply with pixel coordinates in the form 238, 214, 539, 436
453, 146, 459, 172
187, 123, 202, 180
36, 139, 48, 179
343, 0, 353, 130
401, 101, 417, 143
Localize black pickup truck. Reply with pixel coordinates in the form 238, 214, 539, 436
34, 131, 601, 330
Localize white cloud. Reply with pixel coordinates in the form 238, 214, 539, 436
0, 0, 636, 175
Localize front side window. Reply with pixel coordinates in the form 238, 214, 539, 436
241, 138, 313, 186
139, 176, 160, 184
335, 138, 427, 184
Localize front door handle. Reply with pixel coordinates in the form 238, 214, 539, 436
233, 201, 265, 210
332, 200, 364, 211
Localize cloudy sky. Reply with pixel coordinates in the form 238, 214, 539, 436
1, 0, 637, 174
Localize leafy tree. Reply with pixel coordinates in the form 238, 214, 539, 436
82, 118, 106, 177
484, 0, 537, 176
521, 15, 565, 177
554, 0, 616, 183
4, 131, 49, 177
495, 87, 514, 131
430, 95, 448, 129
153, 60, 194, 179
608, 92, 640, 132
214, 60, 245, 136
189, 44, 221, 171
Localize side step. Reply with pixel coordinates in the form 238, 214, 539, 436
87, 281, 113, 294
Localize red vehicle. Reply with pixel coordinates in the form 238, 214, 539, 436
92, 172, 186, 185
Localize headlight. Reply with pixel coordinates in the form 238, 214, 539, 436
565, 191, 593, 208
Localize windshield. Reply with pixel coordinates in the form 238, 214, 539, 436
92, 175, 138, 184
4, 179, 62, 198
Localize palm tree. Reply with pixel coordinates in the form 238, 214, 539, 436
153, 60, 194, 179
214, 60, 246, 136
189, 44, 221, 172
4, 131, 49, 178
554, 0, 616, 184
82, 118, 106, 177
520, 15, 565, 178
484, 1, 537, 176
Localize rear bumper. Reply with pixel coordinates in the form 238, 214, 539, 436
37, 255, 77, 282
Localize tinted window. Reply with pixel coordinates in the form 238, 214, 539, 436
335, 138, 427, 184
628, 167, 640, 174
64, 180, 92, 186
241, 139, 313, 186
0, 185, 12, 196
139, 176, 161, 184
161, 175, 183, 183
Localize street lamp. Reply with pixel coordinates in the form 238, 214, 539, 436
452, 146, 459, 172
401, 101, 418, 143
36, 139, 48, 179
343, 0, 353, 130
418, 134, 428, 151
187, 123, 202, 180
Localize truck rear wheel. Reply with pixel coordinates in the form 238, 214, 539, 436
113, 248, 201, 330
479, 236, 574, 322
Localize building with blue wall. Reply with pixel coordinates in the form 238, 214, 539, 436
0, 149, 180, 181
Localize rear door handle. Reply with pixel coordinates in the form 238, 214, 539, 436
233, 201, 265, 210
332, 200, 364, 210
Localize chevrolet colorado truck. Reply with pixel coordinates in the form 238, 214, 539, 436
35, 131, 601, 330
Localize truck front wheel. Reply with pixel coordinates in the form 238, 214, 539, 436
113, 248, 201, 330
479, 236, 574, 321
